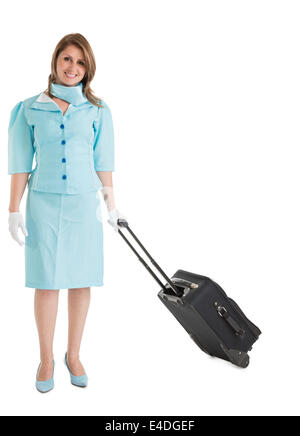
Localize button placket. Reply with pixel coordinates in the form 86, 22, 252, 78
60, 122, 67, 181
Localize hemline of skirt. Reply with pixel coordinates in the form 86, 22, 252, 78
25, 281, 104, 290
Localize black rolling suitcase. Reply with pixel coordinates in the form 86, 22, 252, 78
117, 219, 261, 368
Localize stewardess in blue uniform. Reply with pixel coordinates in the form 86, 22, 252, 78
8, 33, 126, 393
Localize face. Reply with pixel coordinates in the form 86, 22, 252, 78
55, 45, 87, 86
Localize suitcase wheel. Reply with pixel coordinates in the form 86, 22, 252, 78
239, 355, 250, 368
220, 343, 250, 368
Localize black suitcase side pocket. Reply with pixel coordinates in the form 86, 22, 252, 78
227, 297, 262, 339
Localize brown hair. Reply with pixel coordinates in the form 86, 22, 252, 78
45, 33, 103, 108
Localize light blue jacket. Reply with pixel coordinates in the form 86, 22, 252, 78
8, 92, 114, 194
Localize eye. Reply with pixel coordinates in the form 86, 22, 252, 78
79, 61, 85, 66
64, 57, 70, 61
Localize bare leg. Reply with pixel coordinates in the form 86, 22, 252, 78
34, 289, 59, 381
67, 287, 90, 376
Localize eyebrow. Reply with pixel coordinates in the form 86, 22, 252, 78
63, 53, 85, 62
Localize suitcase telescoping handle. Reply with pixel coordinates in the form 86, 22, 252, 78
117, 218, 182, 297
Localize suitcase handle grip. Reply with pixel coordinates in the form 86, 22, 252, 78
215, 303, 245, 337
117, 219, 182, 297
117, 218, 129, 228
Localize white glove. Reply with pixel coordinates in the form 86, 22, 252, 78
8, 212, 28, 247
107, 208, 128, 233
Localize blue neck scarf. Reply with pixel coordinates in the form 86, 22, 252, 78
50, 81, 87, 105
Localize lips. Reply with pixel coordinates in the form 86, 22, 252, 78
65, 72, 77, 78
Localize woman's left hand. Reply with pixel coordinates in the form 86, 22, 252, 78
107, 208, 128, 232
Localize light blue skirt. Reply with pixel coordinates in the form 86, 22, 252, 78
25, 189, 104, 290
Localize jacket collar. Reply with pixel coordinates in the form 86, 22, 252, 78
30, 92, 93, 113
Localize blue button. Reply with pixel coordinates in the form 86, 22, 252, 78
60, 124, 64, 129
61, 140, 66, 145
62, 158, 66, 163
62, 175, 67, 180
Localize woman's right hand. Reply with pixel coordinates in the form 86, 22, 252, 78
8, 212, 28, 246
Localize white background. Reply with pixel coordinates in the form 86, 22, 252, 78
1, 0, 299, 417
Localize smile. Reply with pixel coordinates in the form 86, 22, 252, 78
65, 72, 77, 78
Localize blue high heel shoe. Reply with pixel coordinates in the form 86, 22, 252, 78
35, 360, 55, 393
64, 353, 88, 388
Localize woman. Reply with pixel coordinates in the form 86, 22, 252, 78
7, 33, 126, 393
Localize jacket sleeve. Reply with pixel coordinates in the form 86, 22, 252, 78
8, 101, 35, 174
93, 101, 115, 172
